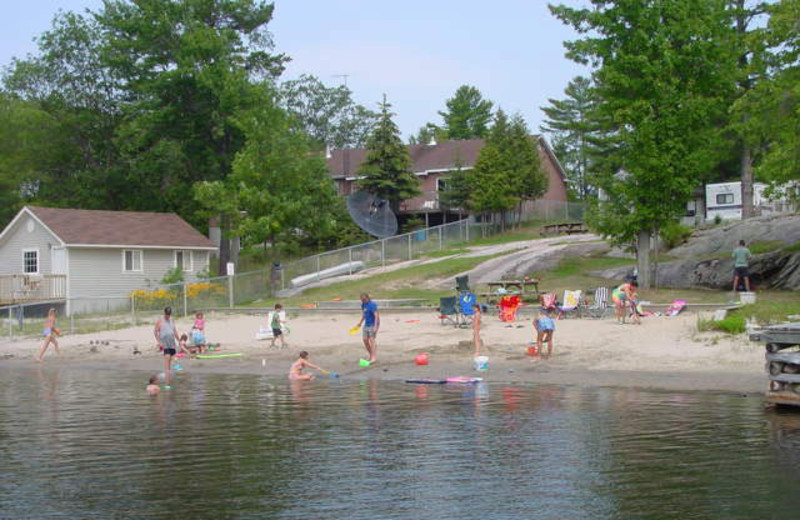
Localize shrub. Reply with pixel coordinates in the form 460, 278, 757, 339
660, 222, 693, 249
698, 314, 746, 335
160, 266, 184, 285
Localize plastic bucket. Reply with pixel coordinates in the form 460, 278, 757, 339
526, 346, 538, 357
414, 353, 429, 366
473, 356, 489, 371
740, 292, 756, 305
359, 359, 371, 367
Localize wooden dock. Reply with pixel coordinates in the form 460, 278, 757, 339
751, 323, 800, 406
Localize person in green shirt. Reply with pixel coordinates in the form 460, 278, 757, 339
732, 240, 752, 292
269, 303, 287, 349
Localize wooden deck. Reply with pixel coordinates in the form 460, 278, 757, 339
0, 275, 67, 305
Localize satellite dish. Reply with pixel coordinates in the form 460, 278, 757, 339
347, 191, 398, 238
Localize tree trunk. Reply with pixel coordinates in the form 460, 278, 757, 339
741, 145, 754, 219
218, 214, 230, 276
652, 229, 659, 289
636, 229, 652, 290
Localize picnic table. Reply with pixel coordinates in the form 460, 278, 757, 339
541, 222, 588, 236
484, 280, 539, 303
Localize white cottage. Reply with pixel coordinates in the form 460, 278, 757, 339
0, 206, 217, 314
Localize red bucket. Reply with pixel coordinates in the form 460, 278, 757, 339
414, 353, 429, 366
526, 346, 538, 357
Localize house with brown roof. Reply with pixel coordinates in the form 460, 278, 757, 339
0, 206, 217, 314
326, 136, 568, 226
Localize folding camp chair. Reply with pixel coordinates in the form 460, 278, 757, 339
586, 287, 610, 319
439, 296, 459, 327
499, 294, 521, 323
459, 292, 478, 327
540, 292, 558, 312
558, 290, 582, 318
456, 275, 470, 294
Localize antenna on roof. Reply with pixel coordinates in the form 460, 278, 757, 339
332, 74, 350, 86
346, 191, 398, 238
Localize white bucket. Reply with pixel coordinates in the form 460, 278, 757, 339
473, 356, 489, 371
740, 292, 757, 305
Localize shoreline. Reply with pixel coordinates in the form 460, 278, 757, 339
0, 310, 767, 395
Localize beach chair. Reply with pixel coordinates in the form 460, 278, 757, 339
540, 292, 558, 312
456, 275, 470, 294
439, 296, 459, 327
558, 290, 582, 319
459, 292, 478, 327
586, 287, 610, 319
499, 294, 521, 323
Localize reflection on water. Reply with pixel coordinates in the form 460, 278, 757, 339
2, 367, 800, 519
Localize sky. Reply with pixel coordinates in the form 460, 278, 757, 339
0, 0, 588, 140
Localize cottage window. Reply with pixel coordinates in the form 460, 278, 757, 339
23, 249, 39, 274
175, 250, 193, 272
123, 250, 142, 272
716, 193, 734, 205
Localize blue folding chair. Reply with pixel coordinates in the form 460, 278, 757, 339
459, 292, 478, 327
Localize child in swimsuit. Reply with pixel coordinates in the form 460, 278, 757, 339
612, 281, 638, 324
191, 311, 206, 350
288, 351, 327, 381
35, 308, 60, 363
146, 375, 160, 396
472, 304, 482, 357
533, 309, 556, 359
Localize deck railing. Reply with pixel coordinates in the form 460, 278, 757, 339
0, 275, 67, 305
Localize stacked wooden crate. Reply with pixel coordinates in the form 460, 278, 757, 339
751, 323, 800, 406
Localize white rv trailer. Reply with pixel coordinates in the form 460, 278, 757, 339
705, 182, 796, 221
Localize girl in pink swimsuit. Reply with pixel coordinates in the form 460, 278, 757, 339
288, 351, 327, 381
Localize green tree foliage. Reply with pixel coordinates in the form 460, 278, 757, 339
357, 96, 420, 213
551, 0, 737, 287
96, 0, 288, 227
2, 12, 122, 212
734, 0, 799, 194
438, 163, 472, 215
279, 74, 378, 149
408, 122, 446, 145
439, 85, 494, 140
540, 76, 605, 200
195, 96, 354, 255
469, 110, 546, 229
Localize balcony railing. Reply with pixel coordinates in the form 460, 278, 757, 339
0, 275, 67, 305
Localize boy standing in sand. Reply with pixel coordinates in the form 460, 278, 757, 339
35, 308, 60, 363
356, 293, 380, 363
154, 307, 180, 387
268, 303, 287, 349
472, 304, 482, 356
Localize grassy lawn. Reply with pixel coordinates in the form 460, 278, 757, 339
250, 252, 512, 307
450, 219, 581, 248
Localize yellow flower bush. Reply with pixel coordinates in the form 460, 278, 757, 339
186, 282, 226, 299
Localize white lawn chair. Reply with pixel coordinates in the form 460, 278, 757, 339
558, 290, 583, 318
586, 287, 610, 319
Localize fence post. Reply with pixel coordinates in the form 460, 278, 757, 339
408, 233, 412, 260
228, 275, 234, 309
316, 255, 321, 280
183, 283, 188, 317
565, 201, 569, 220
381, 239, 386, 268
131, 293, 136, 326
439, 226, 443, 250
7, 307, 11, 339
281, 268, 285, 291
348, 248, 353, 275
466, 219, 470, 242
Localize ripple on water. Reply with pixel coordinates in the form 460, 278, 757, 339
2, 367, 800, 519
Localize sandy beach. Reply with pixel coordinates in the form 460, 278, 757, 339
0, 309, 767, 394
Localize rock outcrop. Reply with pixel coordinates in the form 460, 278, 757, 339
595, 214, 800, 290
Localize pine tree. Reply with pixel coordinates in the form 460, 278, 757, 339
439, 85, 494, 139
358, 96, 421, 213
540, 76, 603, 200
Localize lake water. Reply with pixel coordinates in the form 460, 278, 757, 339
2, 367, 800, 519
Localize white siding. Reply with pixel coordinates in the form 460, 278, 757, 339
68, 247, 211, 299
0, 214, 61, 275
